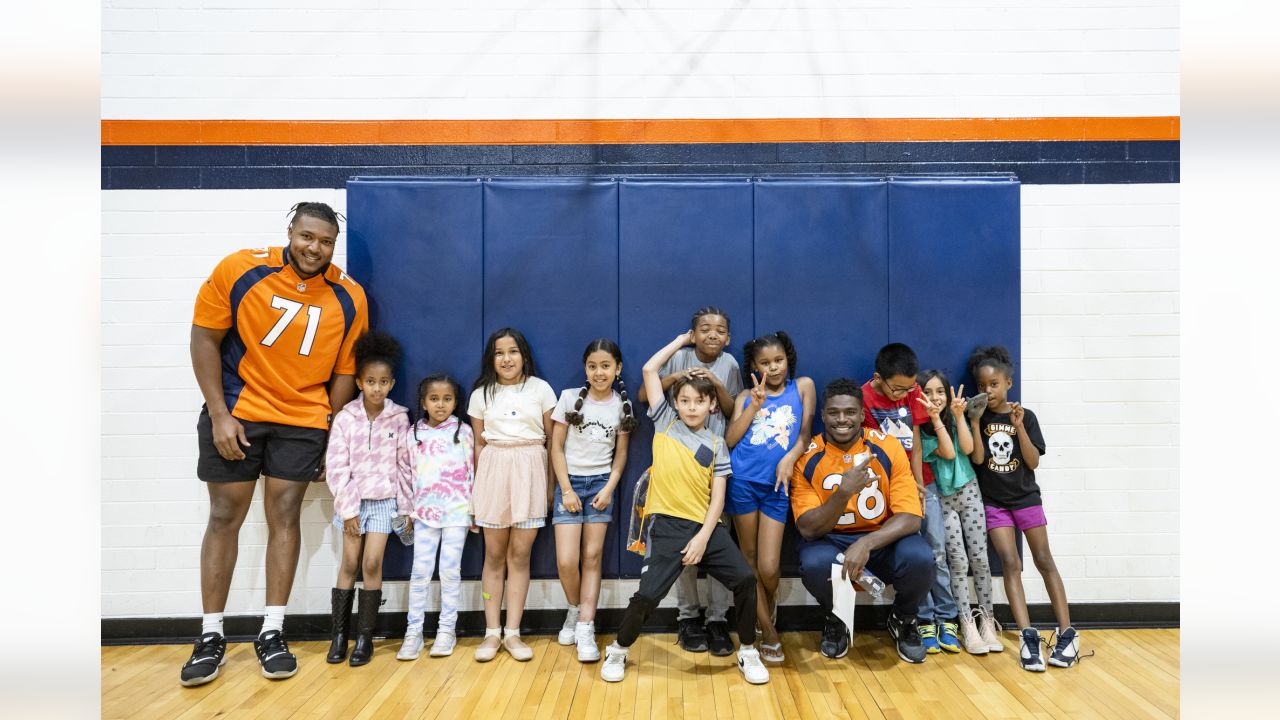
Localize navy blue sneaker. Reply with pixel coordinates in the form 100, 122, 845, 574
1019, 627, 1046, 672
1048, 627, 1083, 668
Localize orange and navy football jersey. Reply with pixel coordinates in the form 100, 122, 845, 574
192, 246, 368, 430
790, 429, 922, 534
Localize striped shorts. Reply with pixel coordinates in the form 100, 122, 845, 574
332, 497, 397, 535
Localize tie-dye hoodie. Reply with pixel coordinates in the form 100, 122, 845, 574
406, 416, 475, 528
326, 395, 412, 520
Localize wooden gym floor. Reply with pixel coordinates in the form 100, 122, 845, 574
102, 628, 1178, 719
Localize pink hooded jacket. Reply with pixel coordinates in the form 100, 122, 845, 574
326, 395, 412, 520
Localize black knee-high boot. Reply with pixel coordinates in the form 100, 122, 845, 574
326, 587, 355, 663
349, 588, 381, 666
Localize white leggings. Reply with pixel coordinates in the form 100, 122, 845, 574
405, 522, 469, 633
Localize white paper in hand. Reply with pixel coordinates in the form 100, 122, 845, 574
832, 554, 856, 636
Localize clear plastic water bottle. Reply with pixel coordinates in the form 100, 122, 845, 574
835, 553, 886, 597
391, 515, 413, 546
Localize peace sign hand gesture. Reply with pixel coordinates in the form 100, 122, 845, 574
916, 393, 942, 421
747, 372, 767, 409
948, 384, 967, 419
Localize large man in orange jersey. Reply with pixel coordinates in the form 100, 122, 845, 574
791, 378, 933, 665
179, 202, 368, 688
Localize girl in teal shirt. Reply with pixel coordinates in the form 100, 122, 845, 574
919, 370, 1002, 655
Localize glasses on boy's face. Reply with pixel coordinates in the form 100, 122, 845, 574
886, 382, 915, 397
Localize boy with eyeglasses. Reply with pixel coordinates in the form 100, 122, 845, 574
861, 343, 960, 656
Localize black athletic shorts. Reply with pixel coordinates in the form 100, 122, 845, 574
196, 406, 327, 483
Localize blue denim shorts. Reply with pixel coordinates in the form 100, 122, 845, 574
725, 476, 790, 524
552, 473, 613, 524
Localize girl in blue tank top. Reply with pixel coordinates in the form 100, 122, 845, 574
725, 331, 816, 665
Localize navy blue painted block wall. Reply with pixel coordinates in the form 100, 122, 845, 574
102, 141, 1177, 189
346, 176, 1020, 582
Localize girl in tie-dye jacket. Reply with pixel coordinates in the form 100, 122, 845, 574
396, 373, 476, 660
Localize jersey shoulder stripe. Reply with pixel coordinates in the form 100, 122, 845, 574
322, 274, 357, 337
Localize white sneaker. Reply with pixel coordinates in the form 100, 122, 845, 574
397, 630, 423, 660
429, 629, 456, 657
737, 646, 770, 685
558, 606, 580, 645
600, 643, 628, 682
575, 622, 600, 663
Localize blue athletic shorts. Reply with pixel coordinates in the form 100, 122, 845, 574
725, 475, 790, 524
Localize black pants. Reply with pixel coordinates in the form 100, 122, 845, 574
615, 515, 757, 648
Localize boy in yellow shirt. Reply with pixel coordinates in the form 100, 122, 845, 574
600, 332, 768, 685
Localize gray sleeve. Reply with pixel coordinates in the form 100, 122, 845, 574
713, 438, 732, 477
648, 397, 674, 426
660, 350, 684, 377
722, 355, 744, 397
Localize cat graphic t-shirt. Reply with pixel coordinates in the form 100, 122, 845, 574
551, 388, 629, 476
974, 407, 1047, 510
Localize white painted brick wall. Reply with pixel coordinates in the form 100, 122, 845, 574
101, 1, 1178, 120
101, 183, 1178, 619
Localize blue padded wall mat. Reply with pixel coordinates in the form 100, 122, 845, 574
753, 178, 890, 577
616, 177, 756, 577
346, 179, 486, 581
347, 175, 1020, 581
482, 178, 621, 578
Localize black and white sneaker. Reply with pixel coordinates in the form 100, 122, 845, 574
1048, 627, 1083, 668
254, 630, 298, 680
1020, 627, 1046, 672
179, 632, 227, 687
885, 610, 926, 664
819, 613, 850, 659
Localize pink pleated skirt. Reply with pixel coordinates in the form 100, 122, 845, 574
469, 440, 548, 528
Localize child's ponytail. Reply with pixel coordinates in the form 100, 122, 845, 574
564, 386, 590, 427
616, 377, 639, 432
774, 330, 798, 378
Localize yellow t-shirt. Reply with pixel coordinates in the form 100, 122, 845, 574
644, 399, 731, 523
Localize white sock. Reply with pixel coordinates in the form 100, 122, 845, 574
259, 605, 286, 637
202, 613, 224, 636
566, 604, 579, 617
577, 620, 593, 629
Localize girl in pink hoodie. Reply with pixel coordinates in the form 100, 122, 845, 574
324, 331, 412, 667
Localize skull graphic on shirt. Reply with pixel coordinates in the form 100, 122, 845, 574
989, 431, 1014, 465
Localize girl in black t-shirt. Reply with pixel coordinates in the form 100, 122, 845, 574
967, 346, 1082, 673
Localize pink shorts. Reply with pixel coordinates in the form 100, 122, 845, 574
984, 503, 1047, 531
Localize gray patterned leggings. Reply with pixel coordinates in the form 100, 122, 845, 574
939, 481, 994, 614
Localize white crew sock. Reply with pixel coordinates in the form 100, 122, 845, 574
259, 605, 286, 637
202, 613, 224, 636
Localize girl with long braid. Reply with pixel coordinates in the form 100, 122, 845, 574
549, 339, 638, 662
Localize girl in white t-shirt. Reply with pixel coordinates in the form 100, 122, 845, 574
550, 339, 638, 662
467, 327, 558, 663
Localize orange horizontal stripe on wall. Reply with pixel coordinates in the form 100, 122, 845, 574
101, 117, 1179, 145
